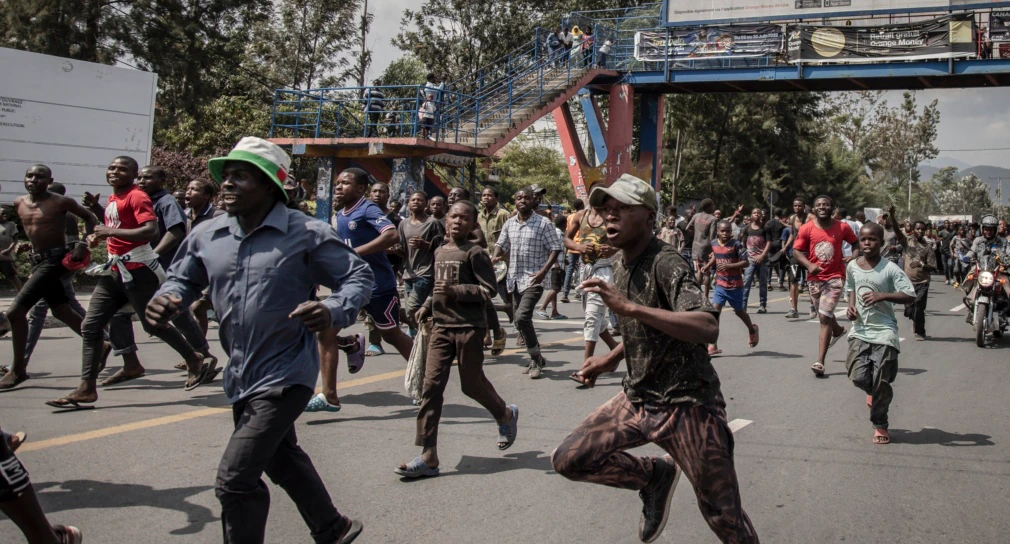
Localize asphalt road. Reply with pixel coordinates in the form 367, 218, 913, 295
2, 278, 1007, 543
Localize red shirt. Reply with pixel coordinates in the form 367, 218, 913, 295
793, 219, 857, 282
104, 185, 156, 270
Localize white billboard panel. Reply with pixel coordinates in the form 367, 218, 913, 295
663, 0, 1010, 26
0, 47, 157, 203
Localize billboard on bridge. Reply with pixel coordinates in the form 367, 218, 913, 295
634, 25, 785, 63
662, 0, 1010, 27
787, 13, 976, 63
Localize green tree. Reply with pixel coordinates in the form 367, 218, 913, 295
0, 0, 121, 63
494, 139, 573, 205
934, 172, 993, 218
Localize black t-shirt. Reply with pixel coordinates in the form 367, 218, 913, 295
766, 220, 786, 252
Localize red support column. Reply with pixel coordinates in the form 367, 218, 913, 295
553, 102, 592, 202
605, 83, 634, 184
637, 94, 665, 196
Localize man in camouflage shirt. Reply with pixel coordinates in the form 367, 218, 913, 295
551, 174, 758, 544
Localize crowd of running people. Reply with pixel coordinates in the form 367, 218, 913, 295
2, 136, 1007, 544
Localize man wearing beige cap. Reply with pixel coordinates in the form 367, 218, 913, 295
552, 174, 757, 543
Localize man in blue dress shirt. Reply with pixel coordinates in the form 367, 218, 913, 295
147, 137, 372, 544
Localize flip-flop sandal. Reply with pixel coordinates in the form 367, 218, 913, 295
569, 371, 589, 388
748, 324, 760, 348
305, 393, 342, 413
345, 334, 367, 373
9, 431, 26, 452
336, 519, 362, 544
497, 404, 519, 450
872, 434, 891, 445
184, 359, 214, 391
829, 328, 847, 348
0, 365, 7, 376
0, 373, 30, 390
45, 397, 95, 410
173, 361, 188, 370
53, 525, 83, 544
552, 314, 569, 320
491, 330, 507, 357
707, 346, 722, 355
364, 343, 384, 357
199, 354, 220, 384
100, 370, 146, 387
811, 362, 825, 376
517, 336, 526, 347
394, 456, 440, 478
535, 310, 551, 319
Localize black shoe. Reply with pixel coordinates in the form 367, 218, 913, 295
639, 456, 680, 543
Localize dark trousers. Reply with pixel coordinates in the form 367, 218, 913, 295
403, 276, 433, 329
552, 392, 758, 543
416, 327, 507, 447
562, 254, 580, 296
904, 282, 929, 336
81, 268, 196, 381
109, 307, 209, 355
511, 284, 544, 358
217, 385, 347, 544
846, 338, 898, 429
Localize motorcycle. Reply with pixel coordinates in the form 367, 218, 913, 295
964, 252, 1010, 347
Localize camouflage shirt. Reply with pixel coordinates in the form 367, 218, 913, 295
613, 236, 723, 407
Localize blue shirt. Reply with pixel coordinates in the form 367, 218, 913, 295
332, 196, 397, 296
149, 189, 188, 269
156, 202, 374, 403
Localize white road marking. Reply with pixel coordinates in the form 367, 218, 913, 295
899, 337, 905, 343
950, 304, 966, 312
728, 419, 753, 433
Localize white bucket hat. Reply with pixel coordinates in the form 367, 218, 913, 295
208, 137, 292, 202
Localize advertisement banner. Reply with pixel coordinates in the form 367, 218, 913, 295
634, 25, 784, 62
992, 11, 1010, 42
787, 14, 975, 64
663, 0, 1010, 27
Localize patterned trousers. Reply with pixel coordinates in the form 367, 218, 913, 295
552, 392, 759, 543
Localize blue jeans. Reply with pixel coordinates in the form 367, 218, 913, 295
562, 254, 580, 297
942, 253, 953, 281
403, 276, 433, 328
742, 260, 769, 308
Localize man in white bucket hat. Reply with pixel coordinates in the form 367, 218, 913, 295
148, 136, 373, 544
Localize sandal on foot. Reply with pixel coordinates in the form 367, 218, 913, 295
517, 336, 526, 348
305, 393, 342, 413
829, 328, 847, 348
491, 330, 507, 356
53, 525, 83, 544
552, 314, 568, 320
9, 431, 26, 452
45, 397, 95, 410
748, 324, 760, 348
497, 404, 519, 450
394, 456, 440, 478
0, 372, 30, 390
811, 362, 825, 376
0, 365, 7, 376
535, 310, 551, 319
101, 370, 146, 387
872, 433, 891, 445
173, 361, 188, 371
183, 359, 213, 391
707, 346, 722, 356
364, 343, 384, 357
345, 334, 367, 373
336, 519, 363, 544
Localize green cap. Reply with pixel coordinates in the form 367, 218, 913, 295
588, 174, 657, 212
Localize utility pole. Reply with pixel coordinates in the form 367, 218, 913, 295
990, 176, 1004, 219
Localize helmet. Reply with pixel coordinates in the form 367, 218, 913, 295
981, 215, 999, 228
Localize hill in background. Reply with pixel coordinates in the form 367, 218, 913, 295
917, 163, 1010, 206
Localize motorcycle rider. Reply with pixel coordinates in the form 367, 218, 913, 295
961, 215, 1010, 322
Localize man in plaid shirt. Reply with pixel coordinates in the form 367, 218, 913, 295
493, 187, 562, 378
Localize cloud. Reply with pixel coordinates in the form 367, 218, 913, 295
367, 0, 417, 80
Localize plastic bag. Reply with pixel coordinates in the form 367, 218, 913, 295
405, 321, 430, 403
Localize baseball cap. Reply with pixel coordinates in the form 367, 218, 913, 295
529, 184, 547, 196
208, 137, 292, 203
588, 174, 657, 212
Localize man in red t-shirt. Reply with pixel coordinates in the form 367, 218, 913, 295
793, 195, 858, 377
45, 156, 210, 409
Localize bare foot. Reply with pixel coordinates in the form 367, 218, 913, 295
873, 428, 890, 445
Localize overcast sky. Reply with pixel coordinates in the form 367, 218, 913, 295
370, 2, 1010, 170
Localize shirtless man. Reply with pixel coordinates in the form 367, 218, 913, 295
0, 165, 99, 390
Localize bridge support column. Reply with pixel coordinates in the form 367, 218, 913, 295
389, 157, 425, 204
315, 157, 349, 223
638, 94, 665, 200
605, 83, 635, 184
553, 102, 593, 203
